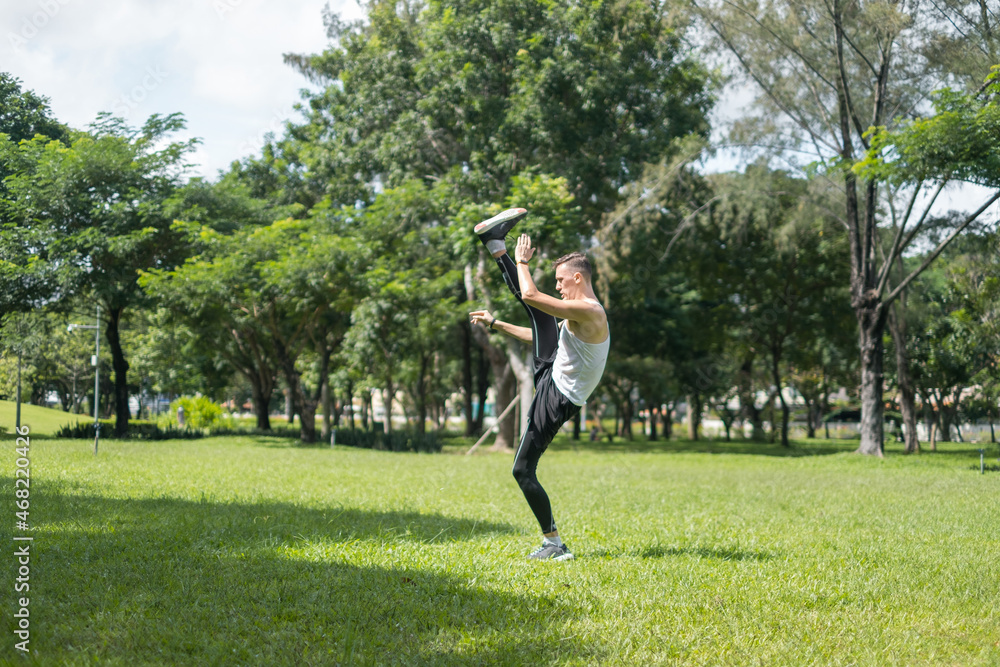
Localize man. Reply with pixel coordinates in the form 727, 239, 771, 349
470, 208, 610, 561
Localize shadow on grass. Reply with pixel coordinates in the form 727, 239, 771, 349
20, 483, 601, 666
584, 544, 775, 562
552, 435, 1000, 460
549, 436, 857, 458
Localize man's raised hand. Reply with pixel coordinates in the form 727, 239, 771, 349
515, 234, 535, 263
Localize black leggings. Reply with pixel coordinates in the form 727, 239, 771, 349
495, 253, 579, 534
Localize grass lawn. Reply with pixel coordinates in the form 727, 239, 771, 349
0, 400, 87, 437
2, 432, 999, 665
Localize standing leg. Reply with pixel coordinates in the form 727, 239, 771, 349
511, 368, 580, 546
511, 413, 557, 533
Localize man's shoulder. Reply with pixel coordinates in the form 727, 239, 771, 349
570, 296, 605, 313
562, 298, 604, 325
564, 298, 608, 342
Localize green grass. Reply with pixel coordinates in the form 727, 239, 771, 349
0, 400, 88, 437
2, 434, 999, 665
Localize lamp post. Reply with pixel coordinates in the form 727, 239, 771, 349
15, 347, 21, 431
68, 305, 101, 455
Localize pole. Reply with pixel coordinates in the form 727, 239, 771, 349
466, 393, 520, 456
93, 305, 100, 455
15, 348, 22, 431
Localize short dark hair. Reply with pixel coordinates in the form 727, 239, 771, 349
554, 252, 592, 281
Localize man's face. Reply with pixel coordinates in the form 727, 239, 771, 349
555, 264, 579, 299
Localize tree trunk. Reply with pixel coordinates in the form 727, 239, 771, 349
299, 398, 318, 443
889, 330, 920, 454
938, 393, 951, 442
491, 366, 518, 451
105, 306, 131, 438
345, 381, 354, 429
856, 306, 887, 456
471, 324, 517, 451
382, 379, 394, 435
360, 390, 371, 430
273, 337, 317, 444
738, 355, 765, 440
285, 389, 294, 425
663, 402, 673, 440
506, 342, 533, 443
461, 321, 475, 436
767, 390, 776, 443
886, 253, 920, 453
821, 366, 831, 439
620, 392, 634, 440
770, 348, 790, 447
248, 375, 272, 430
803, 394, 816, 439
686, 394, 701, 441
319, 346, 333, 442
321, 377, 331, 440
474, 344, 489, 435
416, 353, 430, 436
649, 406, 658, 441
944, 387, 963, 443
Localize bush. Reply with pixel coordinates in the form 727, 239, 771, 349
55, 420, 204, 440
167, 396, 233, 429
54, 419, 442, 451
332, 428, 442, 453
207, 425, 300, 439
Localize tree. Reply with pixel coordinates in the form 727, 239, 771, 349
5, 310, 104, 413
596, 150, 730, 441
342, 178, 463, 437
693, 0, 1000, 455
261, 213, 358, 443
700, 168, 851, 446
286, 0, 712, 217
0, 74, 69, 330
0, 73, 67, 145
895, 229, 1000, 446
3, 114, 197, 436
284, 0, 713, 446
142, 222, 281, 431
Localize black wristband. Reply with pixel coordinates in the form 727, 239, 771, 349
489, 317, 497, 330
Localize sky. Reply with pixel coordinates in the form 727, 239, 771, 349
2, 0, 996, 221
2, 0, 366, 179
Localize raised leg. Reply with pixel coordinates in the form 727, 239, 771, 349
494, 252, 559, 374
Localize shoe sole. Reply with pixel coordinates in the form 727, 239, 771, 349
553, 552, 574, 562
474, 207, 527, 238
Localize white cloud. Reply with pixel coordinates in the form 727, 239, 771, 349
2, 0, 366, 178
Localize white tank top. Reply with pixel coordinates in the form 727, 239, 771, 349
551, 319, 610, 406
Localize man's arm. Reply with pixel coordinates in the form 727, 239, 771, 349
469, 309, 532, 344
518, 267, 601, 322
513, 236, 603, 324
